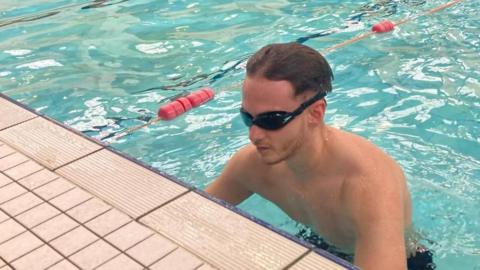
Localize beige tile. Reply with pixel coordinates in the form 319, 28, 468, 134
0, 219, 26, 244
4, 160, 43, 180
0, 182, 27, 204
84, 208, 131, 237
56, 149, 188, 218
0, 144, 15, 159
15, 202, 61, 228
0, 173, 12, 188
11, 245, 63, 270
32, 214, 79, 242
0, 258, 4, 267
196, 264, 218, 270
50, 226, 98, 257
34, 178, 75, 200
0, 210, 8, 223
0, 98, 37, 130
66, 198, 112, 223
49, 188, 92, 211
141, 192, 308, 270
0, 192, 43, 217
149, 248, 203, 270
0, 117, 102, 170
0, 231, 43, 262
105, 221, 154, 251
47, 260, 79, 270
69, 240, 119, 270
0, 265, 13, 270
126, 234, 177, 266
0, 152, 29, 172
288, 251, 350, 270
18, 169, 59, 190
96, 254, 143, 270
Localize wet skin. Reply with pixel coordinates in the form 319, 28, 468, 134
206, 75, 413, 270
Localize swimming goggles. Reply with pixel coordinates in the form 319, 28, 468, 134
240, 91, 326, 130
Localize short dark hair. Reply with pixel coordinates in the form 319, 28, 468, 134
246, 42, 333, 96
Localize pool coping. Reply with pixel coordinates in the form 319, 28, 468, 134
0, 92, 359, 270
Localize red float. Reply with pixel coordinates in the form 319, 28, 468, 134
372, 20, 395, 33
158, 88, 215, 120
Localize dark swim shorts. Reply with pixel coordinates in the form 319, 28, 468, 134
296, 228, 436, 270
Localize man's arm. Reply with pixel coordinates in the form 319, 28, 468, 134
344, 174, 408, 270
205, 146, 254, 205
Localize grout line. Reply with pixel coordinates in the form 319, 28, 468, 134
0, 116, 38, 132
194, 263, 206, 270
18, 174, 60, 190
66, 198, 109, 221
0, 254, 17, 270
6, 179, 148, 270
5, 195, 44, 221
44, 259, 69, 270
4, 95, 318, 253
0, 151, 16, 160
0, 98, 355, 269
0, 208, 78, 268
136, 221, 216, 270
93, 227, 155, 270
0, 159, 30, 174
0, 218, 8, 226
135, 190, 191, 222
46, 187, 93, 211
0, 183, 28, 208
3, 166, 176, 269
32, 184, 76, 206
1, 98, 212, 268
0, 220, 27, 246
2, 165, 77, 202
0, 172, 14, 189
281, 249, 311, 270
91, 252, 124, 270
7, 165, 47, 183
9, 242, 63, 269
145, 247, 180, 268
101, 220, 134, 239
52, 147, 104, 171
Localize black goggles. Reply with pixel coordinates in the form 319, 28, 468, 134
240, 91, 326, 130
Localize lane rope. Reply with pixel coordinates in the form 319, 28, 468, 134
102, 0, 463, 143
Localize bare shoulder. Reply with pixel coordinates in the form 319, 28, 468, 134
216, 143, 268, 187
204, 144, 260, 204
332, 129, 411, 268
332, 127, 407, 203
332, 127, 411, 223
232, 144, 262, 169
333, 127, 404, 177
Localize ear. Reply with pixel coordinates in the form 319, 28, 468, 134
308, 99, 326, 124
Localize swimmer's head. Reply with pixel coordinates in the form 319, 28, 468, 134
246, 42, 334, 97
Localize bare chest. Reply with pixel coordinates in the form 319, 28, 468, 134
250, 174, 355, 249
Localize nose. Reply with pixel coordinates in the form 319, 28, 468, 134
249, 124, 265, 144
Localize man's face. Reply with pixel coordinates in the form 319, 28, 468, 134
241, 75, 309, 164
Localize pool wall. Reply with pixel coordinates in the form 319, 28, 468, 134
0, 92, 359, 269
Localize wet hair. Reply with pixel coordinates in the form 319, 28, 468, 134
246, 42, 333, 96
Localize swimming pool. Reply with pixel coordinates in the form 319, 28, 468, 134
1, 0, 479, 268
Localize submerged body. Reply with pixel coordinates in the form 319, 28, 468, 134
206, 43, 431, 269
231, 126, 413, 255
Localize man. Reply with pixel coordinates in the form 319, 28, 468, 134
206, 42, 434, 270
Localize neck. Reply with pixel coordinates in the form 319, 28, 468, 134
285, 125, 333, 181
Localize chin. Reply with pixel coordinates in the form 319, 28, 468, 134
258, 151, 285, 165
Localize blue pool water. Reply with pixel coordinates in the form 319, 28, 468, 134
1, 1, 479, 268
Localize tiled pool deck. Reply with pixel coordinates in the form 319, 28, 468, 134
0, 93, 358, 270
